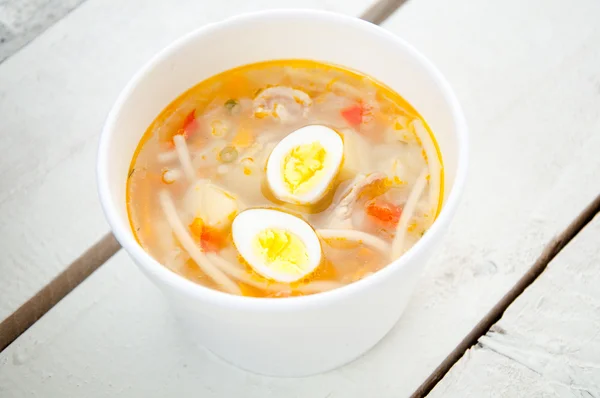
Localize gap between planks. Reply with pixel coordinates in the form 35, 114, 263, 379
0, 232, 120, 352
410, 192, 600, 398
0, 0, 89, 64
0, 0, 407, 353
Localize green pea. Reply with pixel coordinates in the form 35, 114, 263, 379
219, 146, 238, 163
224, 99, 239, 112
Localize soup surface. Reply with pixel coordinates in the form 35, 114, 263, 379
127, 60, 443, 298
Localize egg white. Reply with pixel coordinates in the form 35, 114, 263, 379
266, 125, 343, 205
231, 208, 322, 283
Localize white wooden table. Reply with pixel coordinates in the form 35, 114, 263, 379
1, 0, 599, 396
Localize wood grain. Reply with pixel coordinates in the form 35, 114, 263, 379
0, 0, 87, 63
428, 214, 600, 397
0, 233, 119, 352
367, 0, 600, 392
411, 194, 600, 397
1, 0, 600, 397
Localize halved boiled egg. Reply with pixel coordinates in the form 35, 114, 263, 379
266, 125, 343, 205
232, 208, 322, 283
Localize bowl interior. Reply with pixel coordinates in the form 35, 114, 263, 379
99, 10, 465, 292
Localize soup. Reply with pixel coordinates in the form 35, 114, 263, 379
127, 60, 443, 298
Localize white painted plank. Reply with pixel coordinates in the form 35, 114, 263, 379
1, 252, 408, 398
360, 0, 600, 391
0, 0, 375, 322
0, 0, 87, 62
429, 214, 600, 397
2, 0, 600, 397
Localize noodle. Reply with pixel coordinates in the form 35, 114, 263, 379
391, 168, 428, 258
173, 134, 195, 182
207, 253, 342, 294
159, 190, 240, 294
157, 150, 178, 163
412, 120, 441, 215
317, 229, 390, 255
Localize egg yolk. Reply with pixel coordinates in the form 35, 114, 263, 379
253, 228, 309, 276
282, 142, 326, 193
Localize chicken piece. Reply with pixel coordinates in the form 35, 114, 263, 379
253, 86, 312, 123
324, 172, 388, 229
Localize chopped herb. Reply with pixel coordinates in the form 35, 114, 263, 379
136, 227, 141, 232
128, 168, 135, 178
224, 99, 239, 112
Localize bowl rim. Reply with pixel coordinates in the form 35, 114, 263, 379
97, 8, 469, 312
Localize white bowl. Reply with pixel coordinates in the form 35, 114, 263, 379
97, 9, 468, 377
